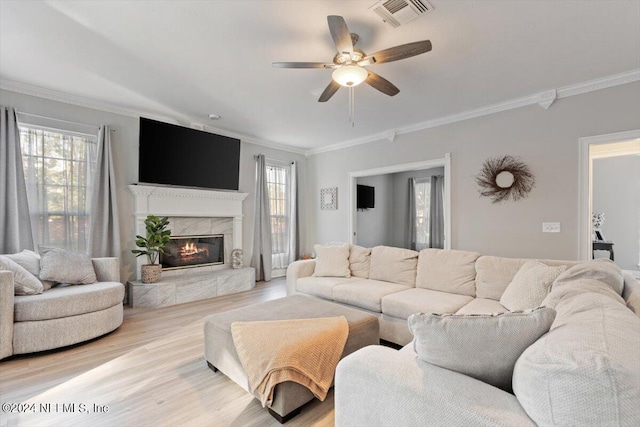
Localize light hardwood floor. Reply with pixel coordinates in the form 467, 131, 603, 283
0, 278, 335, 427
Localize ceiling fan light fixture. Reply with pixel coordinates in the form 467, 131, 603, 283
332, 65, 368, 87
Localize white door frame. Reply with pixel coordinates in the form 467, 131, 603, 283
578, 129, 640, 260
348, 153, 452, 249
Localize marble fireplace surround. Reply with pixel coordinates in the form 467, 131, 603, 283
128, 184, 248, 280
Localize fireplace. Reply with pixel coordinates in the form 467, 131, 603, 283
160, 235, 224, 270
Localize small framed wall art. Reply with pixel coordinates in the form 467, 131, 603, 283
320, 187, 338, 210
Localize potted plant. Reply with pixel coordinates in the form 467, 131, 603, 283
132, 215, 171, 283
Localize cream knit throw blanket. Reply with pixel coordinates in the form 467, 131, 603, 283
230, 316, 349, 407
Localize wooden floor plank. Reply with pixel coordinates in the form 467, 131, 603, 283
0, 279, 335, 426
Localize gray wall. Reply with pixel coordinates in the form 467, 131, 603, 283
1, 89, 308, 281
307, 82, 640, 260
355, 174, 394, 247
592, 154, 640, 270
389, 167, 444, 248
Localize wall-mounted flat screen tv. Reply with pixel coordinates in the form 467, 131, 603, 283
138, 117, 241, 191
357, 185, 375, 209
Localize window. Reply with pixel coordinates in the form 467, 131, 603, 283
266, 162, 292, 271
414, 178, 431, 251
19, 126, 97, 251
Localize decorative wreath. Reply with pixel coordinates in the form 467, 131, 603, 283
475, 155, 535, 203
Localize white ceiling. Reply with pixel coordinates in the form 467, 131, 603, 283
1, 1, 639, 151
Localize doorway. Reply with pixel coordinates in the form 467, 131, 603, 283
348, 155, 451, 250
579, 130, 640, 275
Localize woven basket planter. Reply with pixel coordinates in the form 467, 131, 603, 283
141, 264, 162, 283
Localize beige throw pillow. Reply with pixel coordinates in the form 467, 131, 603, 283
0, 255, 44, 295
408, 307, 556, 391
349, 245, 371, 278
5, 249, 55, 291
312, 243, 351, 278
369, 246, 418, 287
500, 261, 567, 311
39, 247, 97, 285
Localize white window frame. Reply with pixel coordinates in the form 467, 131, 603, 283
266, 159, 293, 274
18, 122, 98, 251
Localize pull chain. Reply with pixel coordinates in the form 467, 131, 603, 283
349, 86, 355, 127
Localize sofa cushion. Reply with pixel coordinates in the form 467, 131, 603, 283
369, 246, 418, 287
14, 281, 125, 322
333, 279, 410, 313
476, 256, 578, 301
456, 298, 507, 315
415, 249, 480, 296
39, 247, 97, 285
382, 288, 473, 320
349, 245, 371, 279
500, 261, 566, 311
0, 255, 43, 295
296, 277, 361, 300
513, 269, 640, 426
312, 243, 351, 278
409, 307, 556, 392
475, 256, 527, 301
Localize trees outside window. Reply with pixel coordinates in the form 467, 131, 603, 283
20, 126, 97, 251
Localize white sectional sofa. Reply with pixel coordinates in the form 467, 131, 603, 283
287, 245, 580, 345
287, 245, 640, 426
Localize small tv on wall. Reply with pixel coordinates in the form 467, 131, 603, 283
357, 185, 375, 209
138, 117, 241, 191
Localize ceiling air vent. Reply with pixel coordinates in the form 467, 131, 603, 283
369, 0, 434, 28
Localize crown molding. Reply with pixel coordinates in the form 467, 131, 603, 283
2, 69, 638, 159
0, 79, 306, 156
305, 68, 640, 156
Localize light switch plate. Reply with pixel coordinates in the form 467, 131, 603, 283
542, 222, 561, 233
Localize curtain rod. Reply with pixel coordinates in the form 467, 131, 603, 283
16, 111, 114, 131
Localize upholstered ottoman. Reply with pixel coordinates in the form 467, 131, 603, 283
203, 294, 379, 423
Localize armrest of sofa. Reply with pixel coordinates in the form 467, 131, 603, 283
335, 345, 535, 427
285, 259, 315, 295
0, 270, 15, 360
92, 257, 120, 283
622, 271, 640, 316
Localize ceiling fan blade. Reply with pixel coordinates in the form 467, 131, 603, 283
327, 15, 353, 55
365, 71, 400, 97
318, 80, 341, 102
272, 62, 334, 69
358, 40, 432, 66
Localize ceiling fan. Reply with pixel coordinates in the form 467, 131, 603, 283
273, 15, 432, 111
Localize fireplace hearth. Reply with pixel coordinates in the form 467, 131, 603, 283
161, 235, 224, 270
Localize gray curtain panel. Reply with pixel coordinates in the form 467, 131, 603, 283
89, 125, 120, 257
404, 178, 417, 250
251, 154, 272, 281
429, 175, 445, 249
288, 161, 299, 264
0, 106, 34, 253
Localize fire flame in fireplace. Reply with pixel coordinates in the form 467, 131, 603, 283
180, 242, 207, 256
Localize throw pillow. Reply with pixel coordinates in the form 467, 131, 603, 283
0, 256, 44, 295
408, 307, 556, 391
39, 247, 97, 285
312, 243, 351, 278
500, 261, 567, 311
4, 249, 55, 291
349, 245, 371, 278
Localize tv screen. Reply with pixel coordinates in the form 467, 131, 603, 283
357, 185, 375, 209
138, 117, 241, 190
